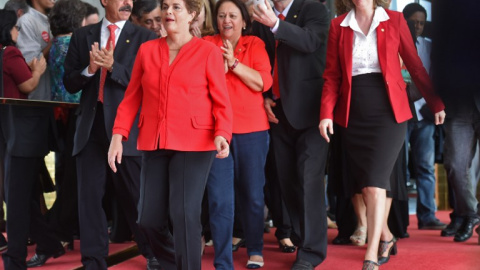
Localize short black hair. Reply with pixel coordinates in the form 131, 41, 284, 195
402, 3, 427, 20
4, 0, 29, 14
48, 0, 86, 36
214, 0, 251, 35
84, 2, 99, 17
132, 0, 160, 19
0, 9, 18, 46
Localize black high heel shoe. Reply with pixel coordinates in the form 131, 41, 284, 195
232, 238, 245, 252
377, 237, 397, 265
278, 241, 296, 253
362, 260, 379, 270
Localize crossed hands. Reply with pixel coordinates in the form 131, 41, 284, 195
88, 42, 114, 74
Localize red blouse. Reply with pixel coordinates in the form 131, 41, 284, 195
203, 35, 272, 134
113, 37, 233, 151
1, 46, 31, 99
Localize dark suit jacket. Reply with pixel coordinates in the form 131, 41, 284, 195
0, 105, 58, 157
432, 0, 480, 116
63, 20, 156, 156
252, 0, 329, 130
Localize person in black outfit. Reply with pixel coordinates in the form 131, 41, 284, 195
1, 9, 64, 269
252, 0, 330, 269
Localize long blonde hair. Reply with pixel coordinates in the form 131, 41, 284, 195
201, 0, 215, 36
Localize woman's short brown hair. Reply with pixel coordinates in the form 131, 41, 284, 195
341, 0, 390, 12
183, 0, 202, 20
161, 0, 202, 20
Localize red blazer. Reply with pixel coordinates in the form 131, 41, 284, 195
203, 35, 272, 134
113, 37, 233, 151
320, 9, 445, 127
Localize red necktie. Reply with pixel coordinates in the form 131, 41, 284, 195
272, 14, 285, 99
98, 24, 118, 103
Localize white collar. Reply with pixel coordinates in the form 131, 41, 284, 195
274, 0, 294, 18
340, 6, 389, 35
101, 18, 127, 32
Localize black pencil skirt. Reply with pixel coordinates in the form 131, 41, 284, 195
340, 73, 407, 192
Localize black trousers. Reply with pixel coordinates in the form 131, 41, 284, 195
138, 149, 215, 270
270, 101, 329, 266
47, 111, 79, 243
76, 105, 156, 270
264, 142, 293, 240
2, 155, 62, 270
0, 122, 5, 225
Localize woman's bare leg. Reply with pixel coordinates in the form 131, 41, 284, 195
362, 187, 386, 264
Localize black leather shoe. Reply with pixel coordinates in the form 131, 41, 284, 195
441, 219, 463, 237
418, 219, 447, 230
476, 225, 480, 245
377, 237, 397, 265
332, 236, 351, 245
26, 248, 65, 267
454, 216, 480, 242
0, 234, 7, 252
291, 259, 314, 270
147, 257, 161, 270
278, 241, 296, 253
26, 238, 36, 246
232, 238, 245, 252
363, 260, 379, 270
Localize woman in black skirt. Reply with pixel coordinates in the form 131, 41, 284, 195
318, 0, 446, 269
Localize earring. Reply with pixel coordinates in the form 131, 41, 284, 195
243, 26, 246, 30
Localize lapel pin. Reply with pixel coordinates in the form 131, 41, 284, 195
381, 28, 384, 32
294, 15, 297, 19
126, 40, 130, 43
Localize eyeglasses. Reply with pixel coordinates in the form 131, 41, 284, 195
14, 25, 21, 31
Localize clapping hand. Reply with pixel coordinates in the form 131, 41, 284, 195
93, 41, 115, 72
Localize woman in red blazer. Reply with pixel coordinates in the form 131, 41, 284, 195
318, 1, 445, 269
108, 0, 233, 268
202, 0, 272, 268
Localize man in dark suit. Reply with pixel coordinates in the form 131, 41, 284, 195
63, 0, 173, 269
432, 0, 480, 243
252, 0, 330, 269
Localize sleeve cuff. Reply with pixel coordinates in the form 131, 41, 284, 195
215, 130, 232, 144
270, 18, 280, 34
81, 66, 95, 77
113, 128, 130, 141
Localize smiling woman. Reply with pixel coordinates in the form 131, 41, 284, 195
201, 0, 272, 268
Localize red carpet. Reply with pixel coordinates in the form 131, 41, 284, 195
1, 211, 479, 269
0, 241, 137, 270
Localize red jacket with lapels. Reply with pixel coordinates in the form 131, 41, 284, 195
320, 9, 444, 127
